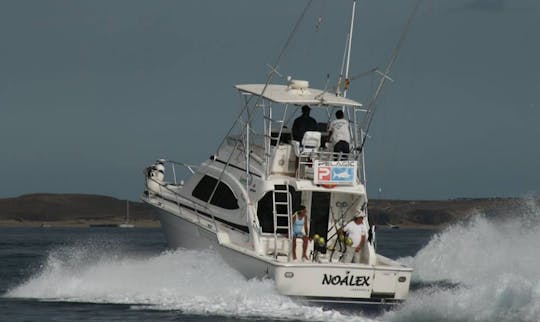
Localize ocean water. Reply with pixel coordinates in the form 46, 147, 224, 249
2, 202, 540, 321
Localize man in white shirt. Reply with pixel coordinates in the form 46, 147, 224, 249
339, 210, 367, 264
328, 110, 351, 158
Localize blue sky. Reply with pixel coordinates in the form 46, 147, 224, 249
1, 0, 539, 200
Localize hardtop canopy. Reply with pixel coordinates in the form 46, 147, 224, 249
235, 83, 363, 108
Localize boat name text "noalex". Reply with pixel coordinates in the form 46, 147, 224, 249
322, 273, 370, 287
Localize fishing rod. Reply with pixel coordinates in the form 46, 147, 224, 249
357, 0, 423, 153
207, 0, 315, 230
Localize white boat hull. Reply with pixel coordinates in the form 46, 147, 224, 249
155, 206, 411, 304
159, 209, 216, 251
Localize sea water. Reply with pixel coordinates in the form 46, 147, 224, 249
1, 201, 539, 321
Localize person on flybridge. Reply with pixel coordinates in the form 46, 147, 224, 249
338, 210, 367, 264
292, 105, 318, 142
328, 110, 351, 158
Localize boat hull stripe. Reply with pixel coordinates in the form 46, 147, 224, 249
295, 296, 402, 305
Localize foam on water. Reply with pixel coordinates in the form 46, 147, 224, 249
7, 199, 540, 321
6, 243, 373, 322
385, 198, 540, 322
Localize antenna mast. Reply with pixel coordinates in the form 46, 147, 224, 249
358, 0, 423, 153
343, 0, 357, 99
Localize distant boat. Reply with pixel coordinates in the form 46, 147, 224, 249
119, 200, 135, 228
40, 223, 52, 228
90, 200, 135, 228
388, 224, 400, 229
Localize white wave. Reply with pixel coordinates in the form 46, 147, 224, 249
6, 244, 375, 322
11, 200, 540, 321
385, 198, 540, 322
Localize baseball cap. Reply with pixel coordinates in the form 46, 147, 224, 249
354, 210, 366, 218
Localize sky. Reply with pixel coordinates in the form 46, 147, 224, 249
1, 0, 539, 201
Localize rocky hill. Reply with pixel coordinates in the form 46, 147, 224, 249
368, 198, 526, 227
0, 193, 159, 225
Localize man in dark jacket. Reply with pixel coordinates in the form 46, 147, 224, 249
292, 105, 317, 142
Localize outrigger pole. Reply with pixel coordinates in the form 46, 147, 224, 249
357, 0, 423, 153
205, 0, 315, 231
343, 0, 357, 100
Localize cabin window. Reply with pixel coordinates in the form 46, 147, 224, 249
192, 175, 239, 210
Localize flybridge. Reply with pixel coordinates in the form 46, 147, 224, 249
227, 78, 370, 182
234, 81, 364, 108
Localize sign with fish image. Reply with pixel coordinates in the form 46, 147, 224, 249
314, 161, 357, 185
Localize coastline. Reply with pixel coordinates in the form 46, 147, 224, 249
0, 193, 531, 229
0, 219, 161, 228
0, 219, 439, 229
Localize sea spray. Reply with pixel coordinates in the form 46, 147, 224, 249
9, 200, 540, 321
6, 244, 375, 322
385, 198, 540, 322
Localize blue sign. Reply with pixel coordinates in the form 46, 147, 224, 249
331, 167, 355, 182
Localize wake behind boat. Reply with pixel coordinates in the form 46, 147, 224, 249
141, 1, 416, 305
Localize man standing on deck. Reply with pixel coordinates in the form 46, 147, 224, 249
339, 211, 367, 264
292, 105, 317, 142
328, 110, 351, 157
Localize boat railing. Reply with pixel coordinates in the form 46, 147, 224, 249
145, 176, 198, 224
145, 174, 253, 235
144, 160, 214, 229
165, 160, 198, 185
295, 150, 360, 182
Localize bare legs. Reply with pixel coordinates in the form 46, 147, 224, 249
292, 236, 310, 261
292, 237, 297, 260
302, 236, 309, 260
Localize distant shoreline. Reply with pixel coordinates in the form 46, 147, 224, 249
0, 219, 161, 228
0, 219, 440, 229
0, 193, 531, 228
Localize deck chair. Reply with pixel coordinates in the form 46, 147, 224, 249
292, 131, 322, 156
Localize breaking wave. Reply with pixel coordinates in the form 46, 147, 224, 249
6, 198, 540, 321
5, 243, 374, 321
384, 198, 540, 322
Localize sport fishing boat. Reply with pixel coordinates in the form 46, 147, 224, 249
141, 1, 415, 304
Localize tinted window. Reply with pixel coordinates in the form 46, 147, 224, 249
192, 175, 239, 210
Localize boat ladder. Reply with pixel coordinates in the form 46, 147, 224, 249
272, 184, 292, 259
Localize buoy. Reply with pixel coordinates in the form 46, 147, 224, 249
318, 237, 325, 246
